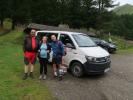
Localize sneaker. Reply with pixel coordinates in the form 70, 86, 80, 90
54, 72, 57, 77
29, 72, 34, 79
39, 75, 43, 80
43, 75, 47, 80
22, 73, 28, 80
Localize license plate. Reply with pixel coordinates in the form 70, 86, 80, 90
104, 68, 110, 73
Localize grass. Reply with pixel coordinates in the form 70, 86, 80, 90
0, 29, 54, 100
117, 48, 133, 54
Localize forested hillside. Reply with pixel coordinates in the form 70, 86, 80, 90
0, 0, 115, 29
113, 4, 133, 15
0, 0, 133, 39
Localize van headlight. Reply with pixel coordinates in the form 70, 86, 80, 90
85, 56, 97, 62
106, 56, 111, 61
85, 56, 111, 63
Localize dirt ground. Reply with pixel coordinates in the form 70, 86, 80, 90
43, 54, 133, 100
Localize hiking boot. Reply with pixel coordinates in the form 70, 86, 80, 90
22, 73, 28, 80
39, 75, 43, 80
29, 72, 34, 79
43, 75, 47, 80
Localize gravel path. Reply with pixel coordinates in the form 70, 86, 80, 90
43, 54, 133, 100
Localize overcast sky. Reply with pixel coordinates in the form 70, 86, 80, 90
114, 0, 133, 6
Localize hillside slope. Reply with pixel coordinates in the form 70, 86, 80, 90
113, 4, 133, 15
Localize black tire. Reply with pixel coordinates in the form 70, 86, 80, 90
109, 49, 116, 54
71, 62, 84, 77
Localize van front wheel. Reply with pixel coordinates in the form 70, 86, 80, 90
71, 62, 84, 77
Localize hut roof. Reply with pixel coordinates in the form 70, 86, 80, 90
24, 23, 95, 36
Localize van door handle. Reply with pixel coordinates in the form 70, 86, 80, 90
73, 52, 77, 54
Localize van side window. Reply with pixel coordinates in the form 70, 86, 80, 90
60, 34, 74, 46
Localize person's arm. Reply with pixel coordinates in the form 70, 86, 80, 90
37, 42, 41, 58
38, 42, 42, 52
59, 41, 64, 56
23, 37, 26, 53
47, 43, 51, 53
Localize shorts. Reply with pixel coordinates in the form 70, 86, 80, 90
24, 51, 37, 65
52, 56, 62, 65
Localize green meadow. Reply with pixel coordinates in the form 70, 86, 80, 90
0, 30, 54, 100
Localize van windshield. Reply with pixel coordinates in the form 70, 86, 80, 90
72, 34, 97, 47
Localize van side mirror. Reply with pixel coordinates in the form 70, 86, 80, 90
66, 43, 75, 49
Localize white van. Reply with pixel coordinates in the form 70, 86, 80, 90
36, 31, 111, 77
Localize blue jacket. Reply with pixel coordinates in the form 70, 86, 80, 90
51, 41, 64, 57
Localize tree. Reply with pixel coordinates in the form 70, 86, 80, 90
80, 0, 97, 28
57, 0, 70, 24
94, 0, 116, 30
102, 14, 133, 39
95, 0, 115, 13
66, 0, 82, 28
30, 0, 61, 26
0, 0, 9, 27
9, 0, 31, 30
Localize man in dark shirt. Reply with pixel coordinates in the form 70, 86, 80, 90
23, 29, 38, 80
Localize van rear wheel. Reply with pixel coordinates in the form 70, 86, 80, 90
71, 62, 84, 77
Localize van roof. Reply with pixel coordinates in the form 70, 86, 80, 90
36, 30, 83, 35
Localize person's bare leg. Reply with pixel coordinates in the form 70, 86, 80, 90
23, 65, 29, 80
58, 64, 62, 68
29, 63, 34, 78
24, 65, 29, 73
62, 57, 64, 65
53, 64, 57, 77
30, 64, 34, 72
